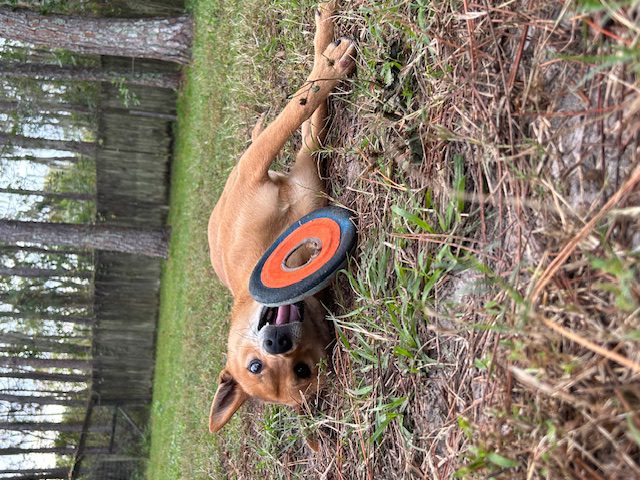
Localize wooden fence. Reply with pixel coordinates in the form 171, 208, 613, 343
71, 56, 177, 480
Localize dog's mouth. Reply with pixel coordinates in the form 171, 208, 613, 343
258, 302, 304, 330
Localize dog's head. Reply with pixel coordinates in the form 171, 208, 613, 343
208, 295, 332, 432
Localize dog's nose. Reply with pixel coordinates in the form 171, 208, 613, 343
263, 329, 293, 355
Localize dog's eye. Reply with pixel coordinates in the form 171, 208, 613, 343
248, 360, 263, 374
293, 363, 311, 379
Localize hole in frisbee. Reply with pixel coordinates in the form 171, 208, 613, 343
282, 238, 322, 271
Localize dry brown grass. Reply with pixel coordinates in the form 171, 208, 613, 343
210, 0, 640, 478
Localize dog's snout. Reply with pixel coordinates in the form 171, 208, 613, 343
263, 329, 293, 355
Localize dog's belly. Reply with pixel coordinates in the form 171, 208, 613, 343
208, 178, 296, 296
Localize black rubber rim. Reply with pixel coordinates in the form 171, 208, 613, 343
249, 206, 357, 306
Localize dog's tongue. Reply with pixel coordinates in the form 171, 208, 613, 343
275, 304, 300, 325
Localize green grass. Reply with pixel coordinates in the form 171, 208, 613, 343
148, 0, 640, 478
146, 0, 245, 477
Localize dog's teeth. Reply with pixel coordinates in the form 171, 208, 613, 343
291, 304, 301, 323
263, 307, 275, 325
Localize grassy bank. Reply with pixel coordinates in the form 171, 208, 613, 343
146, 0, 241, 477
149, 0, 640, 478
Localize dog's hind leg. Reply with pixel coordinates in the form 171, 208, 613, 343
302, 0, 338, 152
251, 112, 267, 142
287, 104, 329, 209
288, 2, 337, 202
235, 1, 354, 185
314, 1, 336, 64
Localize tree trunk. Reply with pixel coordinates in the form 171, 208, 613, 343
0, 99, 92, 117
0, 446, 106, 456
0, 244, 90, 256
0, 61, 181, 89
0, 220, 169, 258
0, 187, 94, 202
0, 333, 90, 356
0, 356, 91, 370
0, 468, 69, 475
2, 154, 80, 165
0, 100, 175, 121
0, 474, 67, 480
0, 393, 86, 407
0, 265, 93, 279
0, 469, 69, 480
0, 290, 93, 310
0, 370, 88, 383
0, 132, 95, 155
0, 421, 108, 433
0, 311, 96, 326
0, 344, 89, 357
0, 9, 192, 64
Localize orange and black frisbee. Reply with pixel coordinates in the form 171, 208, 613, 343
249, 206, 356, 306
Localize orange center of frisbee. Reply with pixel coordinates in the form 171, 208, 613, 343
260, 218, 341, 289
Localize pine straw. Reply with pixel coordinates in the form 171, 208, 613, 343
226, 1, 640, 478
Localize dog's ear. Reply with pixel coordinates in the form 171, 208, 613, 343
209, 368, 248, 433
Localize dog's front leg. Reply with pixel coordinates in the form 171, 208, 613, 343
237, 38, 355, 184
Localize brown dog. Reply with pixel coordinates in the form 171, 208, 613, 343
207, 1, 355, 433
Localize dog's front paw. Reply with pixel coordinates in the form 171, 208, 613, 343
314, 1, 336, 57
316, 0, 336, 19
315, 37, 356, 80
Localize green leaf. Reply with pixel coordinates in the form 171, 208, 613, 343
453, 154, 466, 213
347, 385, 373, 397
393, 346, 413, 358
424, 189, 433, 209
624, 330, 640, 341
371, 413, 397, 443
382, 396, 407, 412
391, 205, 434, 233
486, 452, 519, 468
627, 416, 640, 447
